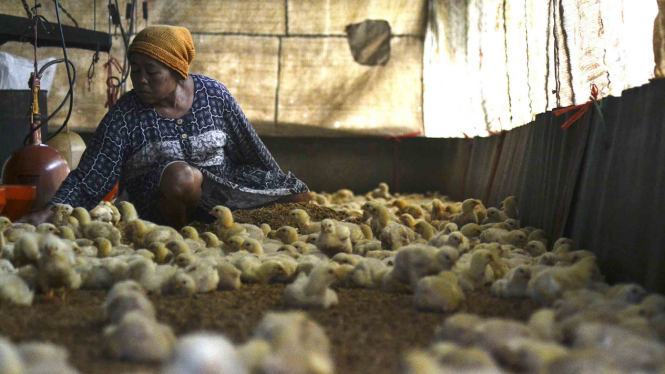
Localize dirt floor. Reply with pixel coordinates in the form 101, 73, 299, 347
0, 286, 541, 374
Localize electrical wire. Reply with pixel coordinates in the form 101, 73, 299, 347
46, 0, 75, 142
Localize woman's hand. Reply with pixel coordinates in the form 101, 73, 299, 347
17, 208, 55, 226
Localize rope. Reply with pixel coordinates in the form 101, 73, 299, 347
104, 56, 123, 108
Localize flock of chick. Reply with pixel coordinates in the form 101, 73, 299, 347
0, 182, 663, 373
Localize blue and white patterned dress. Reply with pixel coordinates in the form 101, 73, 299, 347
51, 74, 308, 223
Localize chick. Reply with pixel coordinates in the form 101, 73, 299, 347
528, 308, 562, 342
500, 196, 519, 219
348, 258, 389, 288
127, 258, 176, 293
143, 226, 183, 248
366, 204, 398, 238
315, 219, 352, 256
162, 271, 197, 296
527, 229, 548, 248
103, 311, 175, 362
482, 207, 505, 224
161, 333, 246, 374
118, 201, 139, 223
102, 289, 156, 324
459, 223, 482, 239
0, 273, 34, 306
378, 222, 416, 250
391, 245, 453, 291
524, 240, 547, 256
185, 260, 219, 293
456, 249, 493, 293
0, 337, 24, 374
210, 206, 264, 241
90, 203, 115, 223
490, 265, 531, 298
148, 242, 175, 264
216, 262, 242, 290
413, 271, 465, 312
451, 199, 480, 227
237, 257, 287, 284
289, 209, 321, 234
200, 232, 221, 248
414, 221, 436, 241
433, 313, 484, 346
83, 221, 122, 246
13, 233, 41, 266
275, 226, 299, 245
37, 235, 81, 298
527, 256, 597, 305
4, 222, 36, 243
165, 239, 193, 257
393, 199, 425, 219
284, 264, 338, 309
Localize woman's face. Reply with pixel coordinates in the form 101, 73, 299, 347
129, 53, 179, 105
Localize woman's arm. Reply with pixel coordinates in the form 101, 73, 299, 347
221, 86, 282, 172
51, 106, 129, 210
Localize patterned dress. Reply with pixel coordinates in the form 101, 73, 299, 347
51, 74, 308, 224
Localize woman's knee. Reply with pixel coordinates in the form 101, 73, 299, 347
159, 162, 203, 199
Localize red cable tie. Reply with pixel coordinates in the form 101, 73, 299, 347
554, 84, 600, 130
384, 131, 423, 142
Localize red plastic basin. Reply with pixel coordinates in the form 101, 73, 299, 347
0, 187, 5, 215
1, 185, 37, 221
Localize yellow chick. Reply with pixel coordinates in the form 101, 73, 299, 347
289, 209, 321, 234
185, 260, 219, 293
529, 308, 563, 342
13, 233, 41, 266
148, 242, 175, 264
413, 271, 465, 312
103, 311, 176, 362
209, 206, 264, 241
127, 258, 176, 293
348, 258, 389, 288
3, 221, 36, 243
83, 221, 122, 246
315, 220, 352, 256
165, 239, 193, 257
236, 257, 287, 284
179, 226, 205, 245
162, 271, 197, 296
215, 262, 242, 290
37, 235, 81, 299
102, 289, 156, 324
400, 213, 418, 230
0, 337, 23, 374
500, 196, 519, 219
433, 313, 484, 346
456, 249, 493, 293
378, 222, 416, 251
275, 226, 299, 245
524, 240, 547, 256
240, 239, 265, 256
527, 256, 597, 305
118, 201, 139, 223
90, 203, 115, 224
459, 223, 482, 239
142, 225, 183, 248
482, 207, 504, 224
161, 333, 245, 374
490, 265, 531, 298
528, 229, 548, 248
414, 221, 436, 241
451, 199, 480, 227
200, 232, 221, 248
284, 264, 338, 309
0, 273, 34, 306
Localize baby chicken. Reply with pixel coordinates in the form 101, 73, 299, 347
142, 225, 183, 248
185, 260, 219, 293
0, 273, 34, 306
528, 308, 562, 342
456, 249, 493, 293
524, 240, 547, 256
200, 232, 221, 248
451, 199, 480, 227
490, 265, 531, 298
500, 196, 519, 219
315, 219, 352, 256
118, 201, 139, 223
275, 226, 299, 245
162, 271, 197, 296
102, 289, 156, 324
0, 337, 24, 374
216, 262, 242, 290
289, 209, 321, 234
433, 313, 484, 346
459, 223, 482, 239
103, 311, 176, 362
127, 258, 176, 293
161, 333, 246, 374
378, 222, 416, 251
37, 235, 81, 299
527, 256, 597, 305
283, 264, 338, 309
413, 271, 465, 312
348, 258, 389, 288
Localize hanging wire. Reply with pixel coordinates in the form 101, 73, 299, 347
87, 0, 99, 91
54, 0, 79, 28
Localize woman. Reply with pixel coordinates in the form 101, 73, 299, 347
27, 25, 309, 228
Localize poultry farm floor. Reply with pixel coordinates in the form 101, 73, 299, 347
0, 286, 541, 374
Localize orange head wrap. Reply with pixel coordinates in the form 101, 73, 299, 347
128, 25, 195, 79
